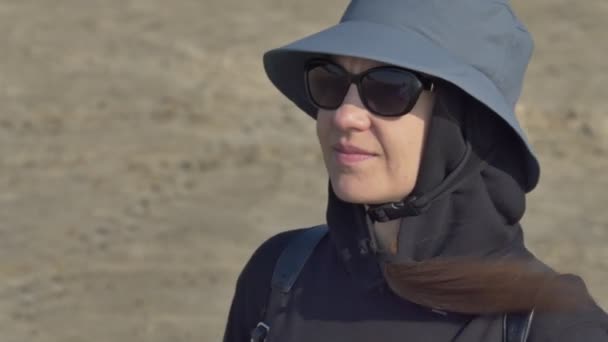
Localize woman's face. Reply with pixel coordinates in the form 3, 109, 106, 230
316, 55, 435, 204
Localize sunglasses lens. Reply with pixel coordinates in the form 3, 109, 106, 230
361, 69, 422, 116
306, 63, 350, 109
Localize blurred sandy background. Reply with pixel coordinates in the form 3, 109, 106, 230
0, 1, 606, 341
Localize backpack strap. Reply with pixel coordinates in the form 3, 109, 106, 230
250, 225, 329, 342
503, 310, 535, 342
271, 225, 329, 293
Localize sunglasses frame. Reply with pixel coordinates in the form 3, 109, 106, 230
304, 58, 435, 117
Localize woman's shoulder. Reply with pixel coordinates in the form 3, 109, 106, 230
237, 227, 314, 284
223, 228, 317, 341
528, 274, 608, 341
530, 308, 608, 341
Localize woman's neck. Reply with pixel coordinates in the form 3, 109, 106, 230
371, 217, 401, 255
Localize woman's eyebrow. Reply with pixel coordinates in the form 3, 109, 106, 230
331, 55, 390, 71
328, 55, 344, 65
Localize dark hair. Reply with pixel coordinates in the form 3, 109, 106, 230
383, 258, 589, 314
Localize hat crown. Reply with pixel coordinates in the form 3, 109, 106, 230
341, 0, 533, 108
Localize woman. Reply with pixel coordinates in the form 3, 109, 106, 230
223, 0, 608, 341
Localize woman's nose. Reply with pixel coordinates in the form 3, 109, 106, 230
332, 84, 371, 131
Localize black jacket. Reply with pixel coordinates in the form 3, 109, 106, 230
224, 89, 608, 341
223, 226, 608, 342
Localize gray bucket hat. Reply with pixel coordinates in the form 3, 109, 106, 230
263, 0, 540, 192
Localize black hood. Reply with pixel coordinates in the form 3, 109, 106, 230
391, 83, 530, 262
326, 83, 535, 278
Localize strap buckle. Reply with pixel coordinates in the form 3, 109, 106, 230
250, 322, 270, 342
367, 196, 426, 222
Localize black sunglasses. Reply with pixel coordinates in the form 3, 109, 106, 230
304, 59, 434, 117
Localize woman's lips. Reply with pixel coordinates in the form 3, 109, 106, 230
335, 152, 375, 165
332, 144, 377, 165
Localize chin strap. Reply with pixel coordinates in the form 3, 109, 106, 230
366, 195, 430, 222
367, 141, 488, 223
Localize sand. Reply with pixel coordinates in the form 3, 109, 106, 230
0, 1, 606, 341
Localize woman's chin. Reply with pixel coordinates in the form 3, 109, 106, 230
330, 176, 410, 205
331, 180, 386, 204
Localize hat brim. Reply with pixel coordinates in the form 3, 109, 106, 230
263, 20, 539, 191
